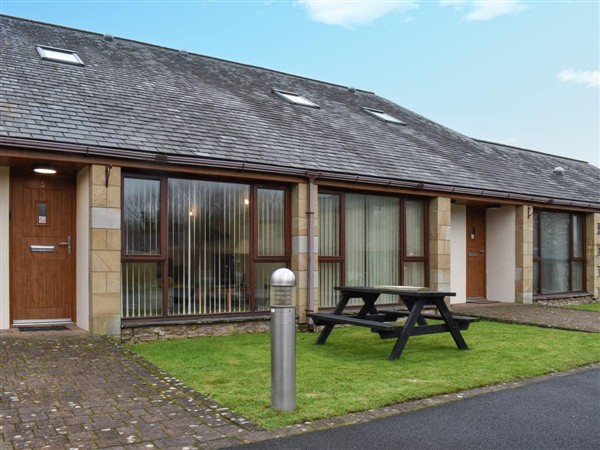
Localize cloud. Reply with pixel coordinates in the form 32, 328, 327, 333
558, 69, 600, 88
440, 0, 528, 21
296, 0, 418, 27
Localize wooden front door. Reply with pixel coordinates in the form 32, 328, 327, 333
466, 206, 486, 299
10, 173, 75, 322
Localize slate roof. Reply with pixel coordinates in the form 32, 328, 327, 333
1, 15, 599, 208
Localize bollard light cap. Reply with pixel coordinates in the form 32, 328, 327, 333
270, 268, 296, 287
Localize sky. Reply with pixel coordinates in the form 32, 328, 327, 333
1, 0, 599, 166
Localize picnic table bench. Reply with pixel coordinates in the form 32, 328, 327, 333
307, 286, 476, 360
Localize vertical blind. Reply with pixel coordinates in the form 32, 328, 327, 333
345, 194, 400, 289
122, 178, 162, 318
168, 179, 250, 315
319, 193, 427, 308
540, 212, 570, 293
535, 211, 585, 294
122, 263, 163, 318
319, 194, 340, 257
318, 194, 341, 307
571, 214, 584, 291
404, 200, 426, 287
258, 189, 285, 256
122, 177, 288, 318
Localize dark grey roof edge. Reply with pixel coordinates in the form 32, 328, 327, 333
4, 136, 599, 210
0, 13, 375, 96
474, 139, 591, 164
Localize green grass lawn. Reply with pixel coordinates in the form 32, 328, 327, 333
131, 321, 599, 429
565, 302, 600, 312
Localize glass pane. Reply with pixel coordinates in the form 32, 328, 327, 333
122, 262, 163, 318
254, 262, 286, 311
123, 178, 161, 255
345, 194, 366, 287
346, 194, 400, 305
533, 212, 539, 258
258, 189, 285, 256
572, 215, 583, 258
533, 261, 540, 294
571, 261, 583, 291
168, 179, 250, 315
403, 262, 425, 287
318, 194, 340, 257
405, 200, 425, 257
540, 212, 569, 293
319, 262, 340, 308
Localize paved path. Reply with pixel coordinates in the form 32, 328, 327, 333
232, 368, 600, 450
0, 332, 270, 449
451, 303, 600, 332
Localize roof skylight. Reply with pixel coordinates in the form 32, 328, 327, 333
37, 46, 84, 66
273, 89, 319, 109
363, 107, 406, 125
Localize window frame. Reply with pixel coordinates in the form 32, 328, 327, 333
121, 173, 291, 320
317, 189, 429, 307
532, 209, 586, 295
272, 89, 320, 109
402, 198, 429, 284
37, 45, 85, 66
251, 185, 292, 311
362, 107, 406, 125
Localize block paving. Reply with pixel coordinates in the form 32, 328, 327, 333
0, 330, 265, 449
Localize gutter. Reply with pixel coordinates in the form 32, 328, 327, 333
1, 136, 599, 210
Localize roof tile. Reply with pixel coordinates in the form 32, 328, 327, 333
1, 15, 598, 205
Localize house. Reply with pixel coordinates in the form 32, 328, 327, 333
1, 15, 598, 341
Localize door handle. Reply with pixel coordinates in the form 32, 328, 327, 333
58, 235, 72, 256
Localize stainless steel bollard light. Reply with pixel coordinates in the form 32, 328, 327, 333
270, 268, 296, 411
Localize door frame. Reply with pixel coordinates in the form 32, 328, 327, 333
9, 171, 77, 324
466, 205, 486, 299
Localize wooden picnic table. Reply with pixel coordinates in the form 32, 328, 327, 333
307, 286, 475, 360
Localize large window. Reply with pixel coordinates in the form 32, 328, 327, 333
533, 210, 585, 294
318, 192, 428, 307
122, 176, 289, 319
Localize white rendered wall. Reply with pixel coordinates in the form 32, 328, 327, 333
486, 206, 516, 302
76, 167, 90, 331
450, 204, 467, 304
0, 167, 9, 329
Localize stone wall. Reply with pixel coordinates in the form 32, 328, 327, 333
89, 164, 122, 335
586, 212, 600, 300
515, 205, 533, 304
121, 318, 270, 343
429, 197, 451, 295
533, 294, 595, 307
291, 181, 318, 324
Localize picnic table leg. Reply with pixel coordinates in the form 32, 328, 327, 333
315, 293, 353, 345
402, 298, 428, 326
436, 298, 468, 350
356, 294, 380, 318
315, 324, 335, 345
388, 302, 425, 360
